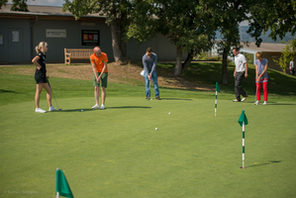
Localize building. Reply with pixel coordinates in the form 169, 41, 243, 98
240, 42, 288, 70
0, 5, 177, 64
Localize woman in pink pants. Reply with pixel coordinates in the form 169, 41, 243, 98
255, 52, 268, 105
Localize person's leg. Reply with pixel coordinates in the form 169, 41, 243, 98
41, 83, 53, 107
263, 82, 268, 102
240, 72, 247, 98
144, 74, 151, 98
256, 82, 261, 101
101, 87, 106, 106
94, 86, 99, 105
35, 84, 42, 108
151, 71, 160, 98
234, 72, 241, 101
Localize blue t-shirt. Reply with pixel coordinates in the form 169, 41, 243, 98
256, 59, 268, 80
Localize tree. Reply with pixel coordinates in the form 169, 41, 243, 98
0, 0, 7, 9
212, 0, 251, 84
11, 0, 28, 11
128, 0, 216, 76
0, 0, 28, 11
63, 0, 132, 63
248, 0, 296, 46
275, 39, 296, 72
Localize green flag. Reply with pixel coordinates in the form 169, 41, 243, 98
238, 110, 248, 126
56, 169, 74, 198
216, 82, 220, 92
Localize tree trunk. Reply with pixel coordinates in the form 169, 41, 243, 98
110, 21, 125, 63
182, 49, 194, 72
221, 46, 229, 85
174, 46, 183, 76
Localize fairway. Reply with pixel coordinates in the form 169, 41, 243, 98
0, 69, 296, 198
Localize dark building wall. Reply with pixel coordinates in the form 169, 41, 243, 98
0, 17, 179, 64
32, 19, 113, 62
0, 18, 32, 64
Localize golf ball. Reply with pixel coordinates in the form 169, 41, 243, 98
81, 109, 84, 112
168, 112, 171, 115
155, 127, 158, 131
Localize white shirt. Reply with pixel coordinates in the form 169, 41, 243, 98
234, 53, 247, 72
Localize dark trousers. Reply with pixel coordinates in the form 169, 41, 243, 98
235, 72, 247, 100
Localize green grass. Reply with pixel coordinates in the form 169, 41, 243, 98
0, 63, 296, 198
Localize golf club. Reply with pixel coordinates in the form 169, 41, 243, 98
48, 79, 62, 111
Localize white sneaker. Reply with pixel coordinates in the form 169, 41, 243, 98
254, 101, 259, 105
48, 106, 56, 111
92, 104, 100, 109
263, 101, 267, 105
241, 97, 247, 102
35, 108, 46, 113
100, 104, 105, 110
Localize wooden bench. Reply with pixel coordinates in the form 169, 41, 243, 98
64, 48, 93, 65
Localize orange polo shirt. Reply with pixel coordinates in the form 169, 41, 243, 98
90, 52, 108, 73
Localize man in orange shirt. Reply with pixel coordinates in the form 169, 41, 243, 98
90, 46, 108, 109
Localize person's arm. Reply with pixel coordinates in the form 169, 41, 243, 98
142, 56, 148, 74
258, 63, 268, 80
91, 63, 99, 82
233, 67, 236, 77
244, 62, 248, 78
32, 56, 41, 70
150, 54, 157, 75
98, 62, 107, 79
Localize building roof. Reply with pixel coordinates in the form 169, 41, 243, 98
0, 4, 105, 18
241, 42, 288, 53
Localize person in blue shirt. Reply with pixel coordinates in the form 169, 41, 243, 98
142, 47, 160, 100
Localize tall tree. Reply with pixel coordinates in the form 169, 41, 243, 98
212, 0, 251, 84
63, 0, 132, 63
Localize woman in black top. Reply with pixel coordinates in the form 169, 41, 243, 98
32, 42, 56, 113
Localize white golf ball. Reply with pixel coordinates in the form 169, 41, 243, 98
155, 127, 158, 131
81, 109, 84, 112
168, 112, 171, 115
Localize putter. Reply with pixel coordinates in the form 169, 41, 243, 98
48, 80, 62, 111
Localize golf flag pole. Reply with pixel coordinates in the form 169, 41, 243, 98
56, 168, 74, 198
238, 110, 248, 169
215, 82, 220, 117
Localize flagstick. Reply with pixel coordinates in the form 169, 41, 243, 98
56, 168, 60, 198
241, 122, 246, 168
215, 90, 218, 117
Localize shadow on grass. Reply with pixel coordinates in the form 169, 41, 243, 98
0, 89, 17, 93
161, 98, 192, 101
247, 160, 281, 168
107, 106, 151, 109
53, 106, 151, 112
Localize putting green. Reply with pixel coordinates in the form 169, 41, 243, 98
1, 94, 296, 198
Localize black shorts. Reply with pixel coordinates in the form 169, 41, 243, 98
35, 71, 48, 84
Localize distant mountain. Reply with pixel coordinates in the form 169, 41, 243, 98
239, 26, 295, 43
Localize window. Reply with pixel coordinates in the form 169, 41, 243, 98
12, 31, 19, 42
81, 30, 100, 46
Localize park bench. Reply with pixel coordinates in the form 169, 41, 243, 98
64, 48, 93, 65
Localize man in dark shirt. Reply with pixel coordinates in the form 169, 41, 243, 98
142, 47, 160, 100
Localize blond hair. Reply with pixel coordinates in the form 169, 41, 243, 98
35, 41, 48, 54
256, 52, 263, 59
